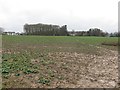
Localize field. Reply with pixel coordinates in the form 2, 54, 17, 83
2, 35, 118, 88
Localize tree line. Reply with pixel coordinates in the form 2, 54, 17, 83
69, 28, 119, 37
24, 24, 68, 36
1, 27, 120, 37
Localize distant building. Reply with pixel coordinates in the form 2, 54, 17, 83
68, 31, 88, 36
2, 32, 16, 35
24, 23, 68, 36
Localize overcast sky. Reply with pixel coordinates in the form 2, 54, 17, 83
0, 0, 119, 33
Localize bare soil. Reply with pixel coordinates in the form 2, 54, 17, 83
3, 46, 118, 88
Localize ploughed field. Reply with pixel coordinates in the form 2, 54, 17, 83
2, 35, 118, 88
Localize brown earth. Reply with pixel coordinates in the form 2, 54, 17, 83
2, 46, 118, 88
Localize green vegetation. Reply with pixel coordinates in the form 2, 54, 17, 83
2, 35, 118, 88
